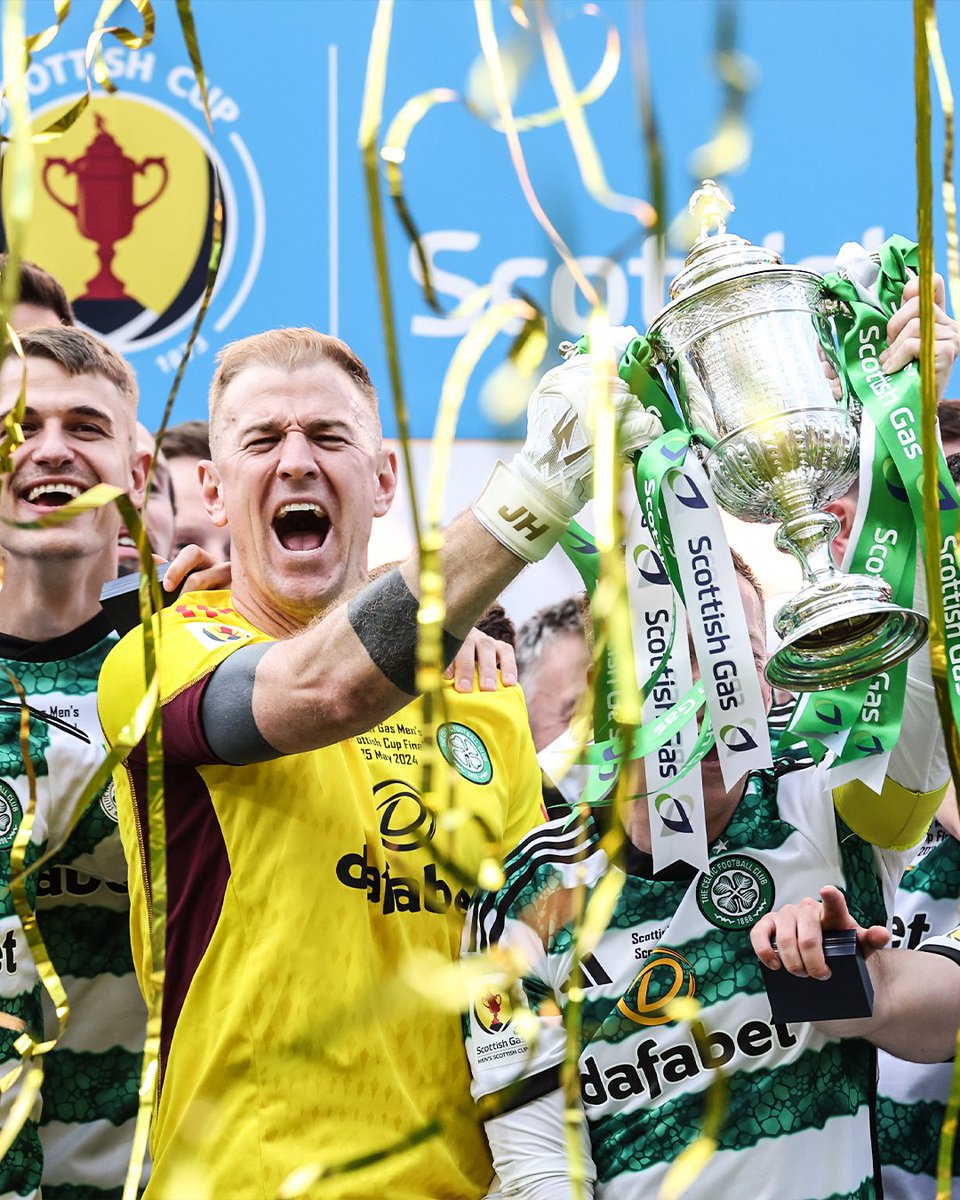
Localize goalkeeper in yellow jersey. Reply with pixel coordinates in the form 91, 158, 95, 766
97, 325, 659, 1199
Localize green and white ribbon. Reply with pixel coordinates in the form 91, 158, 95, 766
785, 236, 960, 781
658, 446, 773, 788
783, 413, 916, 790
627, 503, 708, 871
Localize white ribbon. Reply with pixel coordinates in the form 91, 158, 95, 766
661, 452, 773, 790
626, 504, 709, 872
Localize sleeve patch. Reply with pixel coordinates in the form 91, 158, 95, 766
468, 976, 531, 1073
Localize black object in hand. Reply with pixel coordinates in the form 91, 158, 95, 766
760, 928, 874, 1024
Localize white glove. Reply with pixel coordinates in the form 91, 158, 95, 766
473, 326, 663, 562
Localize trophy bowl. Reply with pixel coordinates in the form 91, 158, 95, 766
646, 182, 927, 691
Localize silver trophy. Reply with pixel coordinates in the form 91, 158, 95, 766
646, 181, 927, 691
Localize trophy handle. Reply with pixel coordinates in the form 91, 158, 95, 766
133, 157, 169, 214
42, 159, 78, 217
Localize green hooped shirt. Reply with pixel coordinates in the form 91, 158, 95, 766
465, 763, 916, 1200
877, 828, 960, 1200
0, 609, 145, 1200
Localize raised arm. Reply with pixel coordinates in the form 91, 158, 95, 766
204, 337, 662, 761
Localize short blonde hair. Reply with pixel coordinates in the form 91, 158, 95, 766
17, 326, 137, 409
208, 328, 381, 456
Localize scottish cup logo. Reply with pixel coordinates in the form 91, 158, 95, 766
474, 988, 511, 1034
2, 60, 264, 373
42, 114, 169, 320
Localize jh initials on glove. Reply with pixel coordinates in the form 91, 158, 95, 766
473, 325, 663, 562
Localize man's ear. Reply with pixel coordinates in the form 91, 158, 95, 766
824, 492, 857, 565
199, 459, 227, 527
129, 447, 150, 510
373, 446, 399, 518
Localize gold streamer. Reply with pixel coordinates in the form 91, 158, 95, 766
23, 0, 71, 55
668, 3, 756, 250
90, 0, 155, 95
381, 3, 619, 345
474, 0, 600, 307
0, 330, 28, 476
2, 488, 162, 900
359, 0, 423, 550
0, 1053, 41, 1163
926, 7, 960, 321
913, 8, 960, 1192
0, 0, 33, 415
382, 88, 459, 313
175, 0, 213, 133
151, 0, 224, 484
476, 9, 621, 133
561, 809, 590, 1200
629, 1, 667, 261
534, 1, 654, 228
0, 0, 155, 145
0, 488, 163, 1194
6, 671, 68, 1059
417, 297, 537, 888
0, 669, 66, 1157
688, 1, 756, 180
657, 1015, 727, 1200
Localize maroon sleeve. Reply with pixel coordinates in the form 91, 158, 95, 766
129, 673, 227, 768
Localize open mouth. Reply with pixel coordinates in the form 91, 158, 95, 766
272, 502, 330, 553
22, 483, 84, 510
20, 482, 86, 511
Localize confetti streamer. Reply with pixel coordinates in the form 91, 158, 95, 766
360, 0, 423, 551
534, 1, 654, 228
151, 0, 224, 493
382, 87, 459, 314
926, 6, 960, 321
914, 10, 960, 1189
474, 0, 600, 307
0, 0, 33, 460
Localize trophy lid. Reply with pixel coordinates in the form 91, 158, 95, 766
667, 180, 782, 300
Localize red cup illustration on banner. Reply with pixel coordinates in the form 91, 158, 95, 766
42, 114, 168, 303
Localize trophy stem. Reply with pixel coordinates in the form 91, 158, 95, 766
768, 507, 928, 690
81, 241, 128, 302
773, 511, 841, 588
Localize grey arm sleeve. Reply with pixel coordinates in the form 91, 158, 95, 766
200, 642, 282, 766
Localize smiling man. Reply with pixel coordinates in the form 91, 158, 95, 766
96, 326, 657, 1200
0, 326, 148, 1200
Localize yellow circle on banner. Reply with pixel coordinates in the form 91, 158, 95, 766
8, 95, 210, 316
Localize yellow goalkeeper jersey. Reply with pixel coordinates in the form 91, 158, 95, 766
98, 590, 542, 1200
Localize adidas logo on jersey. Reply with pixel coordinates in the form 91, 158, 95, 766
581, 1018, 798, 1106
336, 844, 470, 915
